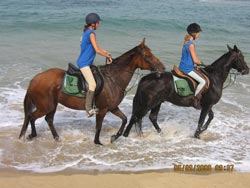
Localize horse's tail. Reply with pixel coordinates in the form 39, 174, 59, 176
19, 92, 33, 139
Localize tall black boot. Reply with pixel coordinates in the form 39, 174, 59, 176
85, 90, 97, 117
193, 95, 202, 110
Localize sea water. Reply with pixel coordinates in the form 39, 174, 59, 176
0, 0, 250, 173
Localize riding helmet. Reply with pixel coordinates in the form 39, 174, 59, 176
85, 13, 102, 25
187, 23, 202, 35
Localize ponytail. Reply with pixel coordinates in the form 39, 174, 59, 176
83, 24, 90, 32
83, 22, 97, 32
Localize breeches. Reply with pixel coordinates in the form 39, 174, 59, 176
80, 66, 96, 91
188, 70, 206, 96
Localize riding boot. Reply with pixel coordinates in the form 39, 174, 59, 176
193, 96, 202, 110
85, 90, 98, 117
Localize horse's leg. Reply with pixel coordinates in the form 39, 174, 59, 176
135, 118, 143, 136
194, 106, 212, 139
28, 110, 46, 140
94, 109, 107, 145
110, 107, 127, 143
123, 115, 138, 137
149, 103, 162, 133
200, 109, 214, 134
45, 107, 59, 140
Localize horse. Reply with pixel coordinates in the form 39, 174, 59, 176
123, 45, 249, 139
19, 39, 165, 145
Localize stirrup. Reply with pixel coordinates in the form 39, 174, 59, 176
86, 107, 99, 117
93, 106, 99, 114
87, 109, 96, 117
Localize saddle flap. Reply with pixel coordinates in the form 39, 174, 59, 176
172, 65, 197, 88
67, 63, 82, 76
64, 63, 104, 97
172, 65, 210, 96
173, 75, 194, 96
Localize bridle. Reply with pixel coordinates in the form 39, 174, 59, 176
138, 47, 162, 75
223, 51, 244, 89
103, 46, 163, 96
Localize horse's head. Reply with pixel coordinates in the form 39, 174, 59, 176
228, 45, 249, 75
135, 38, 165, 75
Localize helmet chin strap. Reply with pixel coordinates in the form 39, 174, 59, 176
191, 33, 196, 40
92, 23, 97, 30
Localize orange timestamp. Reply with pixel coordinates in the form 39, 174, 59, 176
173, 164, 234, 172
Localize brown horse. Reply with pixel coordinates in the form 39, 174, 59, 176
19, 39, 165, 145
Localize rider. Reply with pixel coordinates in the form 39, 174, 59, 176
77, 13, 113, 117
179, 23, 206, 109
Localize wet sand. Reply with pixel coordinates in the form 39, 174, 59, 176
1, 168, 249, 188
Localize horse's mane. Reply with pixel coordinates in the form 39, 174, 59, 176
204, 51, 230, 73
99, 45, 139, 71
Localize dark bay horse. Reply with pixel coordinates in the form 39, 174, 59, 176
123, 45, 249, 138
19, 39, 165, 145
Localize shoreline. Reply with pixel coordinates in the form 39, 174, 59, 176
1, 168, 250, 188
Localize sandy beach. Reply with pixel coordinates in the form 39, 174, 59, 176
1, 169, 250, 188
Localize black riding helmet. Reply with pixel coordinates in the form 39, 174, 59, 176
85, 13, 102, 25
187, 23, 202, 35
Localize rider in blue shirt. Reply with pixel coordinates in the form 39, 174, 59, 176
77, 13, 112, 117
179, 23, 206, 109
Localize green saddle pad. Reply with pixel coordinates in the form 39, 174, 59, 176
62, 74, 85, 98
174, 77, 193, 97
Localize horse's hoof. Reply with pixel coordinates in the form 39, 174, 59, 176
54, 136, 60, 141
27, 134, 36, 140
111, 135, 119, 143
27, 135, 33, 140
123, 132, 129, 137
194, 133, 200, 139
94, 140, 103, 145
157, 128, 162, 133
137, 131, 143, 137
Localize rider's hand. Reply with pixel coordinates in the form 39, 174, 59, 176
107, 57, 112, 64
106, 53, 112, 64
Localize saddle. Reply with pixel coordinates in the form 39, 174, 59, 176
63, 63, 104, 97
172, 65, 210, 97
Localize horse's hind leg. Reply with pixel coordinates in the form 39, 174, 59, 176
28, 110, 46, 140
135, 118, 143, 136
110, 107, 127, 143
149, 103, 162, 133
45, 107, 59, 140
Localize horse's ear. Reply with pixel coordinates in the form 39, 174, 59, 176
141, 38, 146, 48
233, 45, 238, 52
227, 45, 232, 52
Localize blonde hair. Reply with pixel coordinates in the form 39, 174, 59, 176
184, 34, 192, 45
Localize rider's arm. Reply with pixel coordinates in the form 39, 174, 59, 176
190, 44, 202, 65
90, 33, 112, 64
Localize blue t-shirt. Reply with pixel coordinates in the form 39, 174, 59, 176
77, 29, 96, 69
179, 40, 195, 74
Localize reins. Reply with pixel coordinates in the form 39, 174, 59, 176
223, 70, 240, 89
197, 63, 240, 89
102, 48, 162, 97
124, 69, 145, 95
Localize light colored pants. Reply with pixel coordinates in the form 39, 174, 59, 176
188, 70, 206, 96
80, 66, 96, 91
